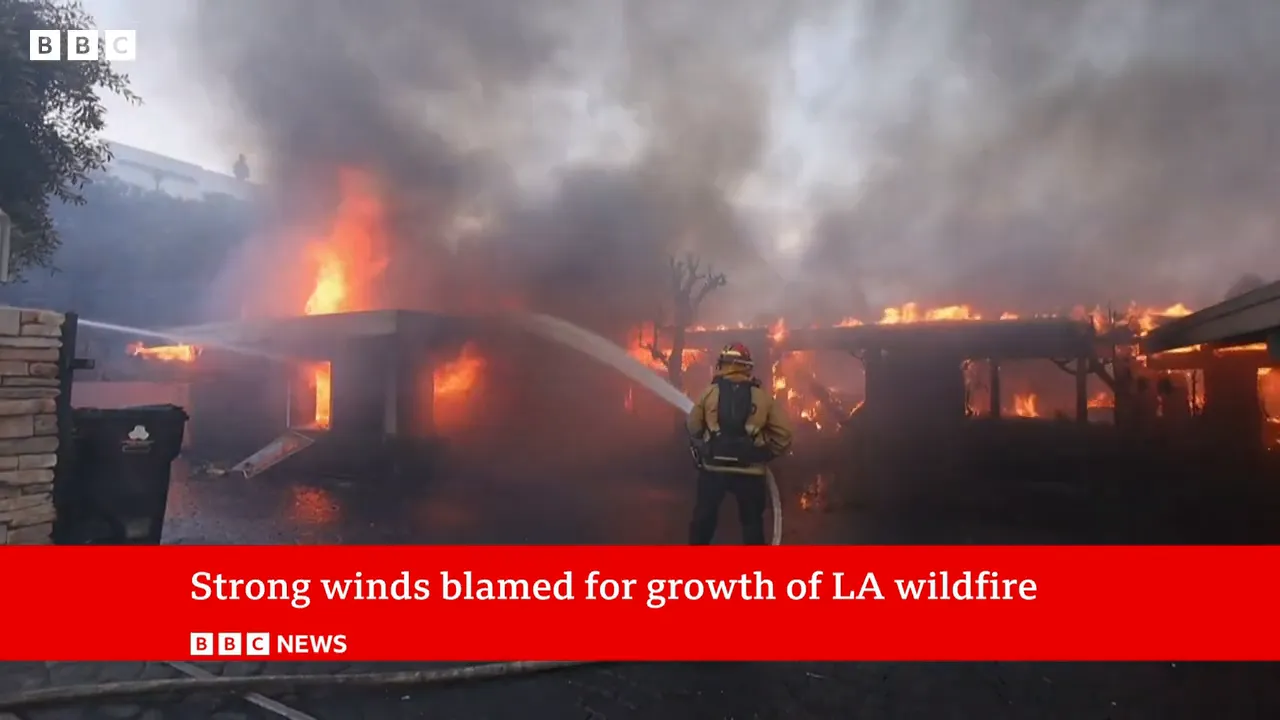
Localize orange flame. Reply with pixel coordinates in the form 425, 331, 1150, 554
625, 323, 703, 374
430, 343, 486, 431
300, 361, 332, 429
129, 343, 201, 363
1087, 391, 1114, 409
434, 343, 485, 398
299, 169, 391, 428
1012, 393, 1039, 418
302, 169, 391, 318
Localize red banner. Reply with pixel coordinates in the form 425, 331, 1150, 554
1, 546, 1275, 661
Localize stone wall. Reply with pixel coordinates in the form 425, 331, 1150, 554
0, 308, 64, 545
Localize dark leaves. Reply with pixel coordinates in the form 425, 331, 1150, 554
0, 0, 141, 275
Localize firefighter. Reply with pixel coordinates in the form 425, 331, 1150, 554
687, 342, 794, 545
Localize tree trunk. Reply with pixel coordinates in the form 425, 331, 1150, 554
667, 326, 686, 390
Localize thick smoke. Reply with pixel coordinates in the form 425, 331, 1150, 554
803, 0, 1280, 314
190, 0, 829, 331
191, 1, 1280, 323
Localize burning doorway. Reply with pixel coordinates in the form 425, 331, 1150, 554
171, 310, 480, 478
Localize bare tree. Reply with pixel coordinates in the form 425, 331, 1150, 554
641, 252, 727, 388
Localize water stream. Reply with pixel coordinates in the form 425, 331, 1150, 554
513, 313, 783, 545
75, 318, 290, 362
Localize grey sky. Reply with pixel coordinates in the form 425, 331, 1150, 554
85, 0, 246, 172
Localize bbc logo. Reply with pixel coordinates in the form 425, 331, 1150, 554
29, 30, 136, 62
190, 632, 271, 657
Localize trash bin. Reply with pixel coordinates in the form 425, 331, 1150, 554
54, 404, 189, 545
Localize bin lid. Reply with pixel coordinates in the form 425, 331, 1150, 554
73, 404, 189, 420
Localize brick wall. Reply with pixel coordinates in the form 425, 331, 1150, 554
0, 308, 64, 545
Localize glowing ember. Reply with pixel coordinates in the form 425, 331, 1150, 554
1086, 391, 1114, 409
129, 343, 201, 363
799, 475, 829, 511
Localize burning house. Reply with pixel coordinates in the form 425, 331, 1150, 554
621, 299, 1278, 454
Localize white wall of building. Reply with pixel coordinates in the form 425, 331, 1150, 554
102, 142, 254, 200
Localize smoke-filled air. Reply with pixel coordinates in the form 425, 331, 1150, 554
188, 0, 1279, 328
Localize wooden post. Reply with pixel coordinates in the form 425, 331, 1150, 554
989, 359, 1001, 419
1075, 356, 1089, 424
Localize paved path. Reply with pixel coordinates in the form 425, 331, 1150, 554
3, 659, 1280, 719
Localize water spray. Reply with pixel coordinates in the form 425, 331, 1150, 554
76, 318, 293, 362
512, 313, 784, 546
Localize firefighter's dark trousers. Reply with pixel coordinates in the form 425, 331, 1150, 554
689, 469, 768, 545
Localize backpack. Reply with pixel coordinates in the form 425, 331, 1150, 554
705, 378, 771, 467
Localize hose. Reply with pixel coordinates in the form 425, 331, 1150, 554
766, 468, 782, 546
0, 661, 600, 712
507, 313, 785, 545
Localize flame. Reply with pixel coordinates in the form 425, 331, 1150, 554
1132, 303, 1194, 334
302, 169, 390, 317
129, 343, 201, 363
429, 343, 486, 431
1087, 391, 1114, 409
434, 343, 485, 398
879, 303, 978, 324
799, 475, 828, 511
1155, 341, 1268, 356
1012, 393, 1039, 418
768, 318, 788, 343
1262, 367, 1280, 423
301, 361, 332, 429
298, 169, 391, 428
625, 323, 703, 374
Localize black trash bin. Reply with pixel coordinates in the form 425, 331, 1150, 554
54, 404, 189, 545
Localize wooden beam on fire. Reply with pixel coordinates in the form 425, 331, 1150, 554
166, 310, 466, 359
684, 318, 1097, 361
1141, 279, 1280, 354
1144, 347, 1278, 372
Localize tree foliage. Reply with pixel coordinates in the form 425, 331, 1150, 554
0, 0, 139, 271
0, 178, 253, 327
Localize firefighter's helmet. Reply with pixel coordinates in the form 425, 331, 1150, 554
718, 342, 754, 367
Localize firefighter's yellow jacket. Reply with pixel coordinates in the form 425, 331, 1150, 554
687, 367, 794, 475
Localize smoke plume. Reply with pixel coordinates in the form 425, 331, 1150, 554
190, 1, 1280, 323
190, 0, 830, 330
803, 0, 1280, 313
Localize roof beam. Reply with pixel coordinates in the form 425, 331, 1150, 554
1141, 280, 1280, 354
